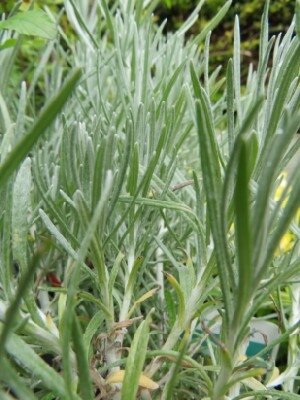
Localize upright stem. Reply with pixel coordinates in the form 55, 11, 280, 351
156, 219, 167, 346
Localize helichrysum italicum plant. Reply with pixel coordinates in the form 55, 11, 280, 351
0, 0, 299, 399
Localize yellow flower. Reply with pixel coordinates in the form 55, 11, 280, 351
273, 171, 299, 256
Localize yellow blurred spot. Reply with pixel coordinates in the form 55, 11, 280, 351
20, 1, 33, 11
275, 231, 295, 256
267, 366, 280, 385
273, 171, 299, 256
237, 354, 247, 363
45, 313, 59, 337
243, 376, 266, 391
295, 208, 300, 225
274, 171, 292, 208
147, 189, 155, 198
274, 172, 288, 202
106, 370, 159, 390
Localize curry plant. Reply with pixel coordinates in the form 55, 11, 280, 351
0, 0, 299, 399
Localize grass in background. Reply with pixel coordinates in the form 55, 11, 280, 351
0, 0, 299, 399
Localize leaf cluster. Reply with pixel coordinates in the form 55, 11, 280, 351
0, 1, 299, 399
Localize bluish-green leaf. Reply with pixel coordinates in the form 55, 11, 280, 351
5, 332, 67, 398
0, 357, 36, 400
0, 68, 81, 187
12, 158, 31, 273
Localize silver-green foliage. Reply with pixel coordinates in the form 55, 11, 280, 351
0, 0, 299, 399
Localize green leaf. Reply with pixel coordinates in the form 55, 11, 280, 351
190, 62, 233, 326
0, 68, 81, 187
253, 110, 300, 278
72, 315, 94, 400
59, 173, 114, 396
126, 256, 144, 295
40, 395, 56, 400
0, 357, 36, 400
178, 262, 196, 304
78, 291, 112, 320
165, 290, 176, 327
68, 0, 98, 48
263, 42, 300, 144
222, 99, 263, 218
121, 313, 152, 400
0, 10, 56, 40
165, 273, 185, 326
163, 331, 189, 400
176, 0, 205, 37
233, 16, 241, 125
226, 59, 234, 153
126, 142, 139, 195
108, 252, 124, 306
83, 311, 103, 356
246, 130, 259, 176
233, 136, 253, 329
100, 0, 114, 39
193, 0, 232, 45
0, 38, 17, 50
258, 0, 270, 63
4, 332, 68, 399
108, 118, 132, 216
233, 389, 300, 400
39, 208, 96, 282
0, 251, 42, 356
12, 158, 31, 273
296, 0, 300, 39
